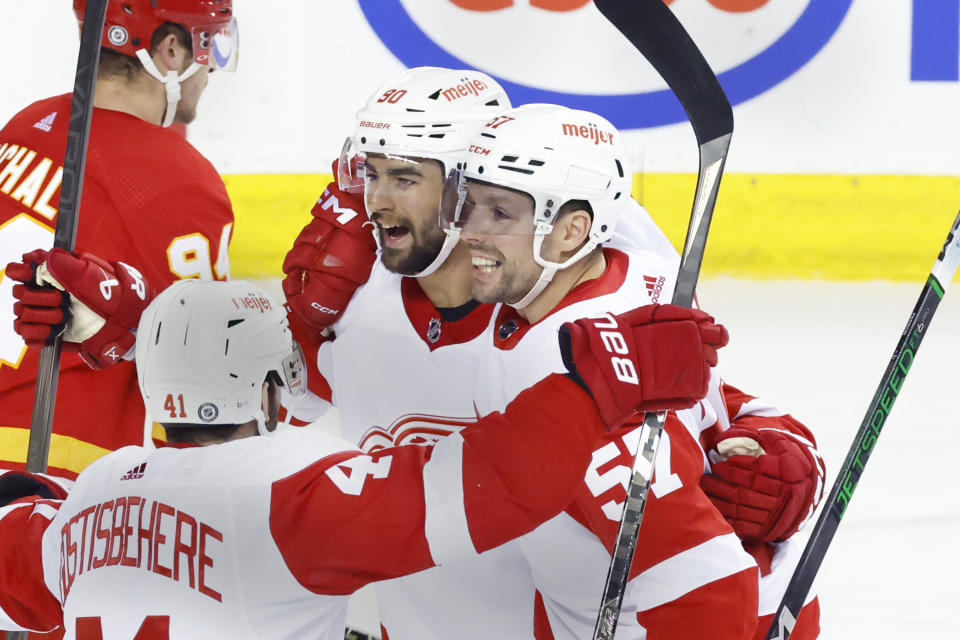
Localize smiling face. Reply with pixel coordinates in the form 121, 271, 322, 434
457, 181, 545, 305
364, 155, 447, 275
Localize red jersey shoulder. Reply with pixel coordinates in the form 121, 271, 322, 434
0, 94, 70, 137
492, 248, 632, 350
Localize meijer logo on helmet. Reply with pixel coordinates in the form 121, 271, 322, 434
441, 78, 489, 101
231, 294, 273, 313
562, 122, 615, 145
357, 0, 854, 129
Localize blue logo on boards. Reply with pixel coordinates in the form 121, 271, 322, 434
358, 0, 854, 130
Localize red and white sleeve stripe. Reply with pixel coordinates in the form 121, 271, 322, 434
0, 500, 63, 633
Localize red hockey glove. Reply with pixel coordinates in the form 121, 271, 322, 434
282, 163, 378, 332
9, 249, 72, 346
700, 427, 825, 542
558, 304, 728, 428
0, 471, 69, 507
11, 248, 154, 370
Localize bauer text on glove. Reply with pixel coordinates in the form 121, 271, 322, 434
558, 304, 729, 428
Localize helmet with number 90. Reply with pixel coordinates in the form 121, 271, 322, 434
339, 66, 511, 191
338, 66, 511, 277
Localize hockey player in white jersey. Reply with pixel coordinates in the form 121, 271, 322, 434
438, 103, 824, 639
280, 71, 815, 638
9, 66, 824, 637
0, 278, 725, 638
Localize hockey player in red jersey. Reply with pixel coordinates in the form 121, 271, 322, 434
0, 278, 726, 638
0, 0, 238, 481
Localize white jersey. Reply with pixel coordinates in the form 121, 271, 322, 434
288, 198, 819, 639
0, 394, 607, 639
294, 260, 539, 640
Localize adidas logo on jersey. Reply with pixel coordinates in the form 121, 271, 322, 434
33, 111, 57, 132
120, 462, 147, 481
643, 274, 666, 303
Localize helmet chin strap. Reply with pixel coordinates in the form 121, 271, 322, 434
135, 50, 204, 128
509, 233, 600, 310
510, 233, 558, 310
412, 228, 460, 279
255, 410, 274, 437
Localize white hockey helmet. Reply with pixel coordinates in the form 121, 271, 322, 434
339, 66, 512, 277
441, 103, 632, 308
136, 280, 306, 434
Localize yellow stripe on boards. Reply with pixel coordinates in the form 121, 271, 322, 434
0, 427, 111, 476
223, 173, 960, 282
222, 173, 330, 280
634, 173, 960, 282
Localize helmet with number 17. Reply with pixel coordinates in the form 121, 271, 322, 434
440, 103, 632, 308
338, 66, 512, 278
73, 0, 239, 127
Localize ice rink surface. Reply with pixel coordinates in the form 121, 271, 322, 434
273, 278, 960, 638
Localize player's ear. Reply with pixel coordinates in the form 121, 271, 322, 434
151, 33, 188, 74
555, 208, 593, 255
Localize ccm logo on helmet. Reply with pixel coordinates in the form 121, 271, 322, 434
468, 144, 491, 156
440, 78, 489, 101
562, 122, 615, 145
592, 312, 639, 386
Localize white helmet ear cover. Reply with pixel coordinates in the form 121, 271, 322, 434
136, 280, 305, 428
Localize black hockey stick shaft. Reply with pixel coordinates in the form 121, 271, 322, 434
765, 209, 960, 640
24, 0, 108, 476
591, 1, 732, 638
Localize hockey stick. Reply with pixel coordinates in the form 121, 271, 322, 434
590, 1, 732, 638
10, 8, 106, 639
24, 0, 108, 476
765, 209, 960, 640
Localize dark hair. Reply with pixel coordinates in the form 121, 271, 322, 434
557, 199, 594, 219
162, 423, 245, 445
161, 376, 281, 445
98, 22, 191, 81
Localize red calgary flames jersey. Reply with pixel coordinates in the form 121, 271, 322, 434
0, 94, 233, 479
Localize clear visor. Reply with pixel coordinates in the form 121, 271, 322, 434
280, 341, 307, 397
439, 170, 537, 236
337, 137, 367, 193
191, 17, 239, 72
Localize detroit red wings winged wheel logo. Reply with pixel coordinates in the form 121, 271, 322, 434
359, 413, 479, 452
